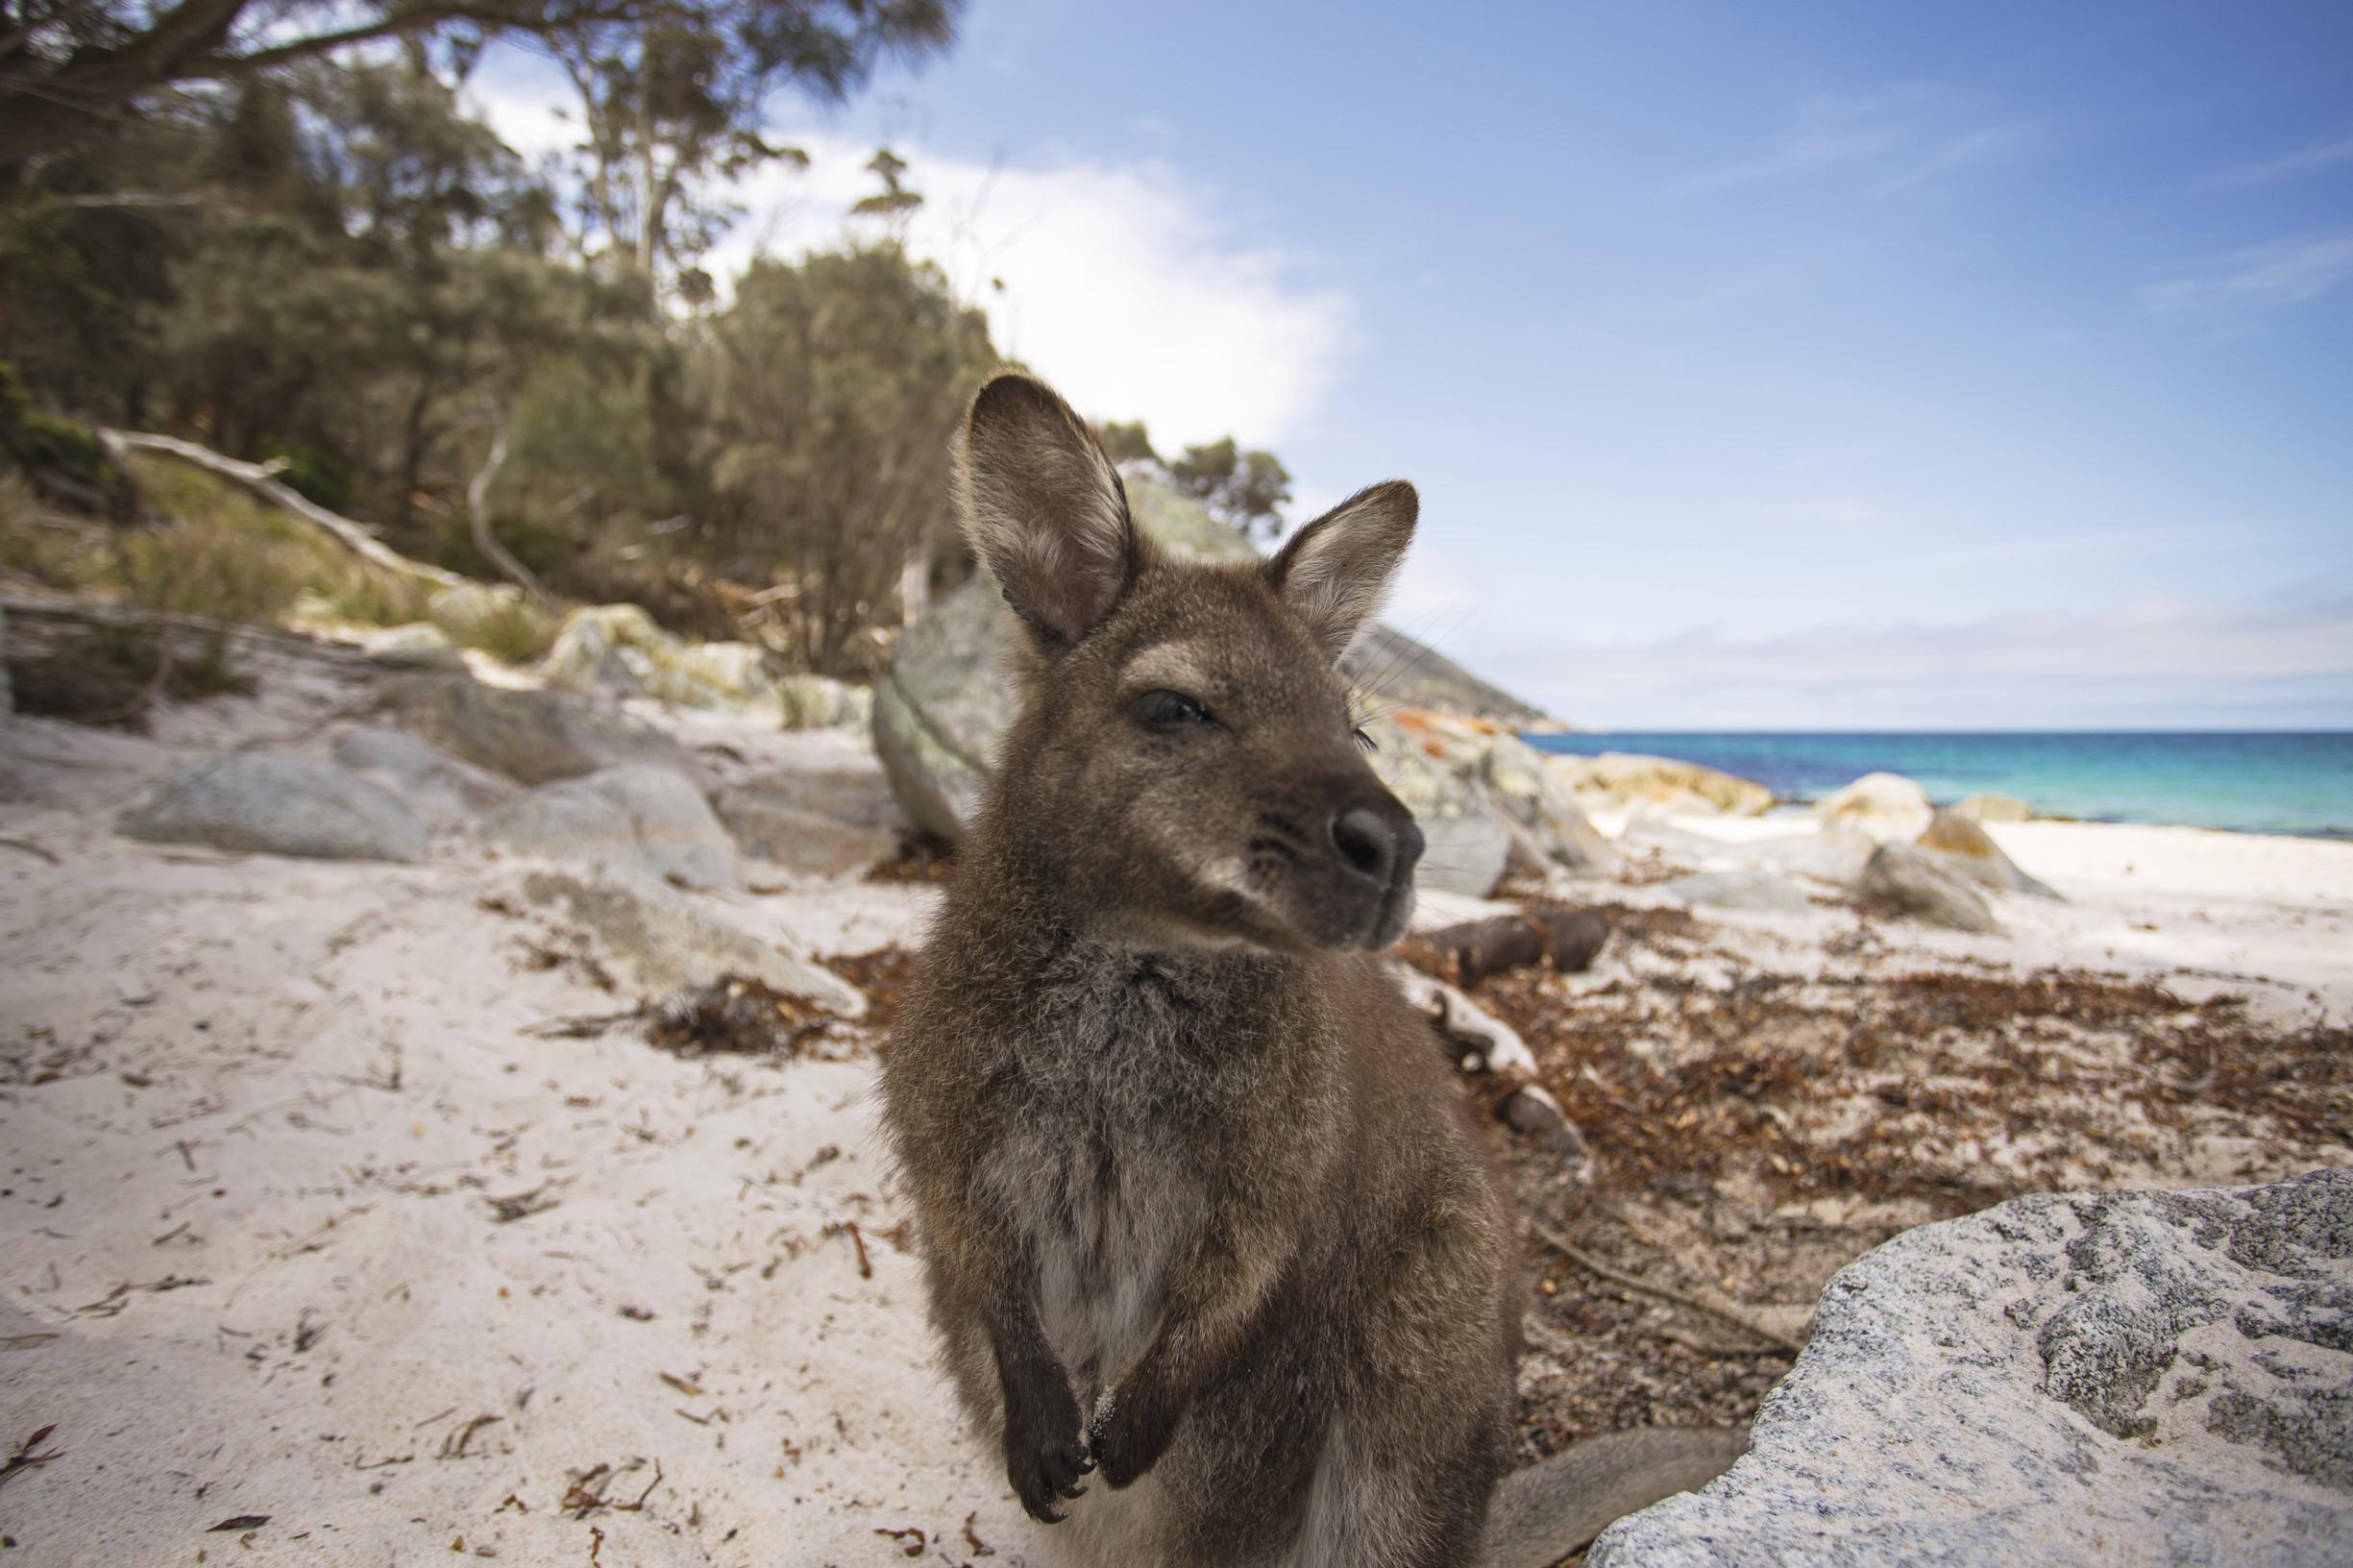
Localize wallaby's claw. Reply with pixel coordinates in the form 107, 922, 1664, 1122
1007, 1425, 1091, 1522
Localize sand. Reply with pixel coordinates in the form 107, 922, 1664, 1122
3, 680, 2348, 1566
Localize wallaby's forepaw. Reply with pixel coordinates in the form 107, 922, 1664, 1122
1086, 1379, 1179, 1489
1003, 1366, 1092, 1523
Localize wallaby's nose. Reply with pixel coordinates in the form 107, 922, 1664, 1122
1330, 807, 1424, 888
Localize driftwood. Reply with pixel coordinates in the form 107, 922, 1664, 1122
1409, 906, 1610, 989
1388, 966, 1537, 1076
1532, 1217, 1807, 1355
100, 429, 467, 590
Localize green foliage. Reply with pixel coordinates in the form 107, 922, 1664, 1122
697, 241, 997, 671
551, 5, 957, 279
1168, 437, 1294, 540
0, 476, 115, 590
315, 571, 433, 629
1095, 420, 1158, 464
258, 441, 355, 512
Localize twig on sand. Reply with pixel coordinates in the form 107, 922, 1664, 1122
1531, 1218, 1806, 1355
0, 1426, 62, 1492
823, 1219, 873, 1279
0, 836, 61, 866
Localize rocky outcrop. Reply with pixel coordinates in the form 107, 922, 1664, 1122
1815, 772, 1935, 843
1480, 732, 1623, 878
1654, 869, 1816, 915
332, 727, 513, 826
1917, 808, 2060, 899
426, 581, 547, 649
542, 601, 870, 728
1955, 792, 2032, 823
484, 765, 738, 888
358, 622, 464, 667
873, 470, 1550, 873
1548, 752, 1775, 819
1589, 1168, 2353, 1568
383, 672, 690, 785
120, 753, 426, 862
1858, 842, 2000, 933
518, 867, 862, 1012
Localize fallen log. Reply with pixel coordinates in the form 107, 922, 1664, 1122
1408, 905, 1610, 988
100, 429, 468, 590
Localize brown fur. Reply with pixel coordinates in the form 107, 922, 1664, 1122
880, 373, 1733, 1567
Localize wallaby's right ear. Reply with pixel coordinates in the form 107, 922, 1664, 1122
954, 372, 1142, 651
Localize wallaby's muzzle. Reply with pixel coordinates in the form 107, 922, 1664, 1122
1321, 794, 1425, 950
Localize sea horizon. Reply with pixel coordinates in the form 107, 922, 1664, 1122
1522, 729, 2353, 840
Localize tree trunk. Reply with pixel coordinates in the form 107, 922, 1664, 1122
464, 409, 553, 606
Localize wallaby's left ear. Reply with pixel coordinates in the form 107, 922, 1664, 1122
1265, 480, 1417, 661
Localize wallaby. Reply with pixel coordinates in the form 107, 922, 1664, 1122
880, 372, 1745, 1567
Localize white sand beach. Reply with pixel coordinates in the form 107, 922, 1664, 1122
3, 675, 2347, 1567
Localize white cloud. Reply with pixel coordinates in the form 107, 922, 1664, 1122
463, 56, 1353, 450
2143, 231, 2353, 313
715, 138, 1354, 448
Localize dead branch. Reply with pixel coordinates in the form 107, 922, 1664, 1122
1531, 1218, 1806, 1354
100, 429, 467, 589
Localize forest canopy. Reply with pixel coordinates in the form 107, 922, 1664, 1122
0, 0, 1300, 674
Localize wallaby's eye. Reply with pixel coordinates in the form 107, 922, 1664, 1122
1133, 689, 1212, 731
1352, 726, 1377, 753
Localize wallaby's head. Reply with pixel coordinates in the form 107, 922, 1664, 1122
956, 371, 1424, 954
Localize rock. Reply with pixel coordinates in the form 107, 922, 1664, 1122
425, 581, 548, 651
714, 795, 895, 877
1588, 1168, 2353, 1568
1357, 711, 1512, 897
518, 867, 862, 1013
383, 673, 690, 786
1502, 1083, 1593, 1171
120, 753, 426, 861
1547, 752, 1774, 819
1654, 869, 1817, 915
773, 672, 873, 731
359, 622, 464, 667
1479, 733, 1622, 876
1858, 843, 2000, 934
1815, 772, 1934, 843
1917, 808, 2061, 899
331, 727, 513, 826
484, 765, 738, 888
874, 468, 1547, 846
1742, 830, 1878, 890
541, 603, 654, 696
1955, 792, 2032, 823
542, 602, 870, 726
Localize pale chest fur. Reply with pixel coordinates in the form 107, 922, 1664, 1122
971, 951, 1295, 1403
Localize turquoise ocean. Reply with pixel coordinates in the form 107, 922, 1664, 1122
1519, 732, 2353, 839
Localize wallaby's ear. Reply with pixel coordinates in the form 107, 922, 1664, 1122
1265, 480, 1417, 661
954, 372, 1141, 651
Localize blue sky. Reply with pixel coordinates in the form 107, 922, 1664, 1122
478, 1, 2353, 727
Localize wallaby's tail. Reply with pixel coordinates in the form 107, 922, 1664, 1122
1481, 1426, 1750, 1568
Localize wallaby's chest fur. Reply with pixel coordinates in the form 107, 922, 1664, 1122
967, 941, 1341, 1407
